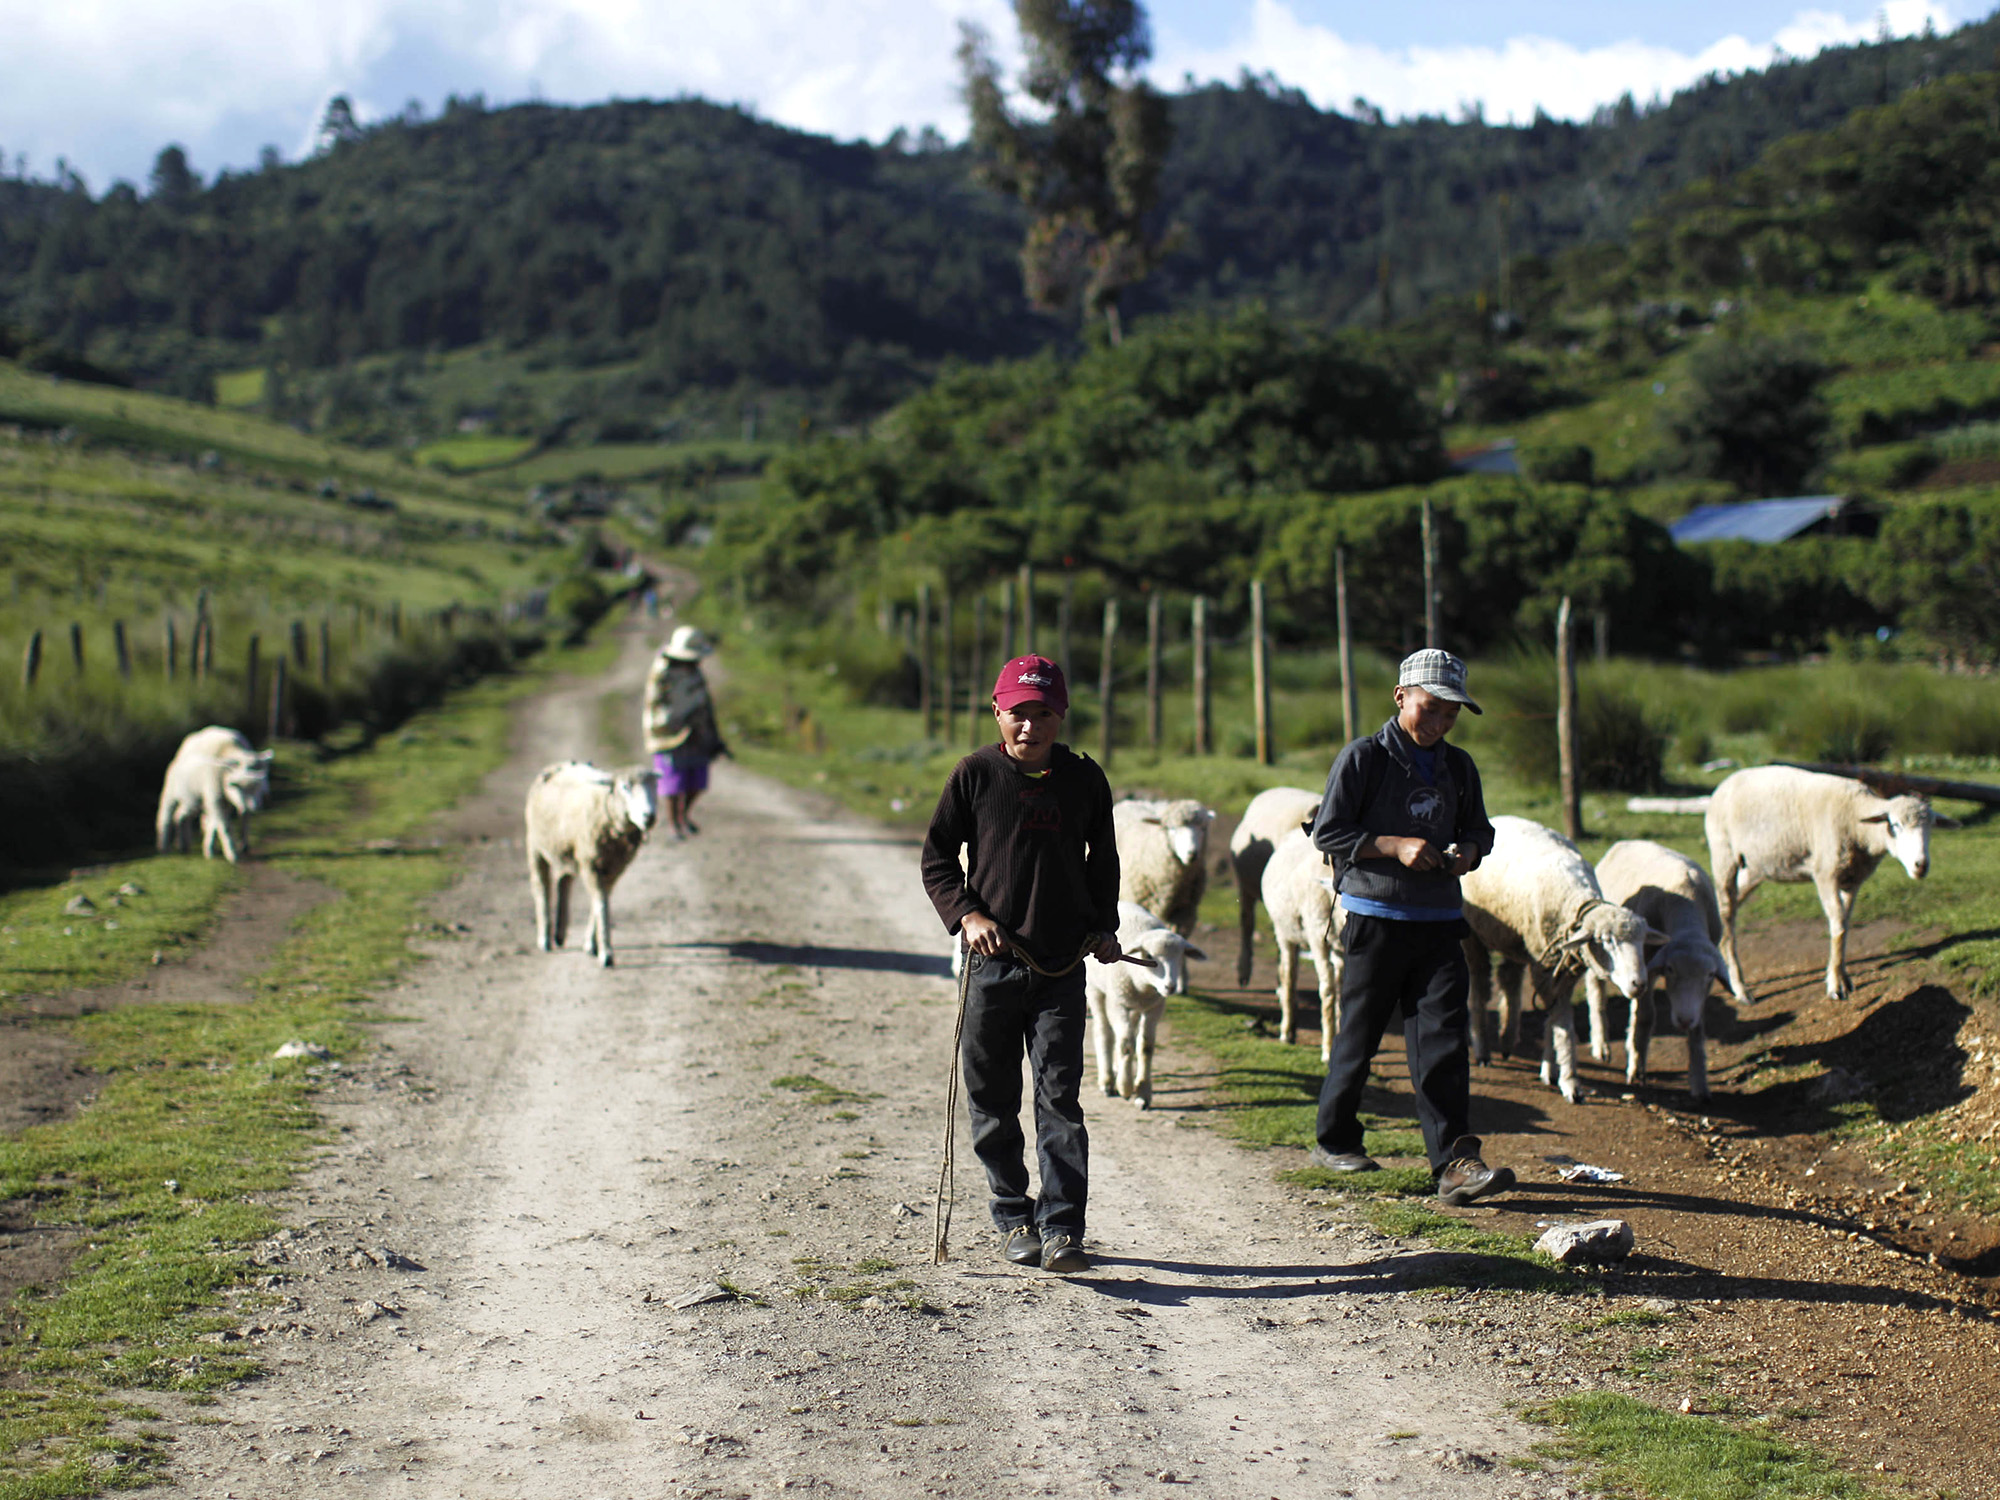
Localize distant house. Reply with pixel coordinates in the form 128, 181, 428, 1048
1669, 495, 1877, 545
1447, 437, 1520, 476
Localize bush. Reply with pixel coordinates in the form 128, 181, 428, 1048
1458, 654, 1667, 793
1663, 333, 1830, 495
547, 573, 612, 643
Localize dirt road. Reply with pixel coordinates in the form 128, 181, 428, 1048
152, 627, 1545, 1499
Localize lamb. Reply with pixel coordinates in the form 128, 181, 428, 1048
1083, 902, 1207, 1108
524, 761, 660, 967
155, 725, 275, 863
1259, 827, 1345, 1057
1586, 840, 1729, 1101
1228, 786, 1324, 984
1460, 815, 1662, 1103
1114, 798, 1216, 955
1706, 765, 1947, 1004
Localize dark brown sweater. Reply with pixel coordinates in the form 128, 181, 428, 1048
920, 742, 1120, 969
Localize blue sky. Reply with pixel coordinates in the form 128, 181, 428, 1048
0, 0, 1979, 193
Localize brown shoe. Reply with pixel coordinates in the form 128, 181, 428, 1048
1436, 1135, 1516, 1206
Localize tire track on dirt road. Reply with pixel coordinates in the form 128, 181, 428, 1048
154, 622, 1543, 1498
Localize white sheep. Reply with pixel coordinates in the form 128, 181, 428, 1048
1461, 815, 1662, 1103
524, 762, 660, 967
1229, 786, 1323, 984
155, 725, 274, 864
1084, 902, 1207, 1108
1114, 798, 1217, 956
1259, 827, 1345, 1058
1706, 765, 1946, 1004
1587, 840, 1729, 1101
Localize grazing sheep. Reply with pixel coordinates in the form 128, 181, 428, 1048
524, 762, 659, 967
1114, 798, 1216, 953
1259, 827, 1345, 1057
1460, 816, 1662, 1103
1706, 765, 1946, 1003
1084, 902, 1207, 1108
1587, 840, 1730, 1101
1229, 786, 1324, 984
155, 725, 274, 864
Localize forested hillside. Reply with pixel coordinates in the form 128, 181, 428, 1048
2, 11, 1997, 436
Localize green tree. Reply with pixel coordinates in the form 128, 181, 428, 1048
959, 0, 1172, 342
1663, 334, 1829, 494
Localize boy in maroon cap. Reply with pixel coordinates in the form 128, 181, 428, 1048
920, 655, 1122, 1273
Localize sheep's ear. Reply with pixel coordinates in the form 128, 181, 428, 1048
1182, 942, 1208, 962
1556, 930, 1594, 953
1859, 812, 1889, 824
1642, 924, 1671, 950
1931, 811, 1963, 829
1199, 809, 1216, 823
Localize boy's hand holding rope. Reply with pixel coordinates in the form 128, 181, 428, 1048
931, 924, 1144, 1265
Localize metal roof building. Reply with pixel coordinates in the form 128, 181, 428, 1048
1669, 495, 1872, 545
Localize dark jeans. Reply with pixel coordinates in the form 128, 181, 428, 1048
959, 949, 1089, 1237
1316, 914, 1472, 1175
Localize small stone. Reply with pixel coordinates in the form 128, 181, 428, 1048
1534, 1219, 1635, 1265
163, 1178, 180, 1193
273, 1040, 333, 1061
670, 1283, 739, 1310
118, 881, 144, 896
63, 894, 96, 915
1429, 1447, 1495, 1473
370, 1247, 425, 1272
892, 1202, 920, 1218
352, 1300, 399, 1324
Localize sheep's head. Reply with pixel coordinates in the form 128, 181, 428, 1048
1125, 927, 1208, 998
1559, 901, 1661, 1001
1142, 801, 1216, 866
222, 762, 270, 814
1861, 793, 1946, 880
1648, 936, 1728, 1033
619, 771, 661, 832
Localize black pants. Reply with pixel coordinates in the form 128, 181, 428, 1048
959, 950, 1089, 1237
1316, 914, 1472, 1175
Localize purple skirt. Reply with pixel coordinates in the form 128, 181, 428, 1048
652, 750, 710, 796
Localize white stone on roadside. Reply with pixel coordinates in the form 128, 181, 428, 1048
670, 1283, 739, 1310
1534, 1219, 1635, 1265
273, 1040, 333, 1060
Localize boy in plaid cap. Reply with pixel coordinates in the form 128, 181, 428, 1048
1307, 648, 1514, 1205
920, 655, 1121, 1273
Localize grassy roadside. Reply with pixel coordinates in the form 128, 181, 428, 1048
0, 625, 619, 1499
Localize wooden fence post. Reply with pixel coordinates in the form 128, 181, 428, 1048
319, 618, 332, 684
969, 592, 987, 748
68, 621, 84, 674
164, 616, 178, 681
1557, 595, 1583, 841
245, 634, 261, 731
112, 620, 131, 679
939, 590, 954, 748
1000, 579, 1016, 661
1251, 580, 1272, 765
200, 613, 215, 679
389, 602, 402, 640
270, 656, 289, 742
917, 583, 934, 738
21, 629, 41, 688
1421, 495, 1441, 648
291, 619, 309, 667
1336, 547, 1358, 746
1594, 609, 1610, 663
1191, 596, 1211, 756
1058, 572, 1074, 682
1146, 592, 1162, 752
1019, 562, 1036, 656
1098, 597, 1119, 767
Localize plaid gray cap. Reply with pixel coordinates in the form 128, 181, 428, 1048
1397, 648, 1482, 714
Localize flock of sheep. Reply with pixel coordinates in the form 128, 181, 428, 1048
152, 716, 1945, 1112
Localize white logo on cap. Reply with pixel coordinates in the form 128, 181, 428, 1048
1017, 671, 1051, 686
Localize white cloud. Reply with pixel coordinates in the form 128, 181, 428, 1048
1152, 0, 1960, 124
0, 0, 1966, 191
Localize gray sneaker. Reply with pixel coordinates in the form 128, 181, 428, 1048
1040, 1233, 1089, 1274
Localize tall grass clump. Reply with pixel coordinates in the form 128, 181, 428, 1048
1458, 652, 1669, 793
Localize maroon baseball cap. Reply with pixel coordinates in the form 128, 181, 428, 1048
992, 655, 1068, 715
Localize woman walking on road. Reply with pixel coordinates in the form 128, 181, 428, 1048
643, 624, 728, 838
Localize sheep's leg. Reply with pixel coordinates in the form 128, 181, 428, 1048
1274, 936, 1299, 1046
1134, 1006, 1159, 1109
1817, 873, 1852, 1000
205, 796, 240, 864
1235, 859, 1260, 987
1112, 1007, 1138, 1099
1584, 969, 1611, 1063
590, 883, 614, 967
1462, 934, 1492, 1065
1545, 990, 1583, 1103
1308, 929, 1342, 1063
552, 874, 572, 948
531, 856, 554, 951
1715, 854, 1758, 1003
1088, 992, 1118, 1097
1498, 962, 1529, 1060
1626, 978, 1654, 1087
